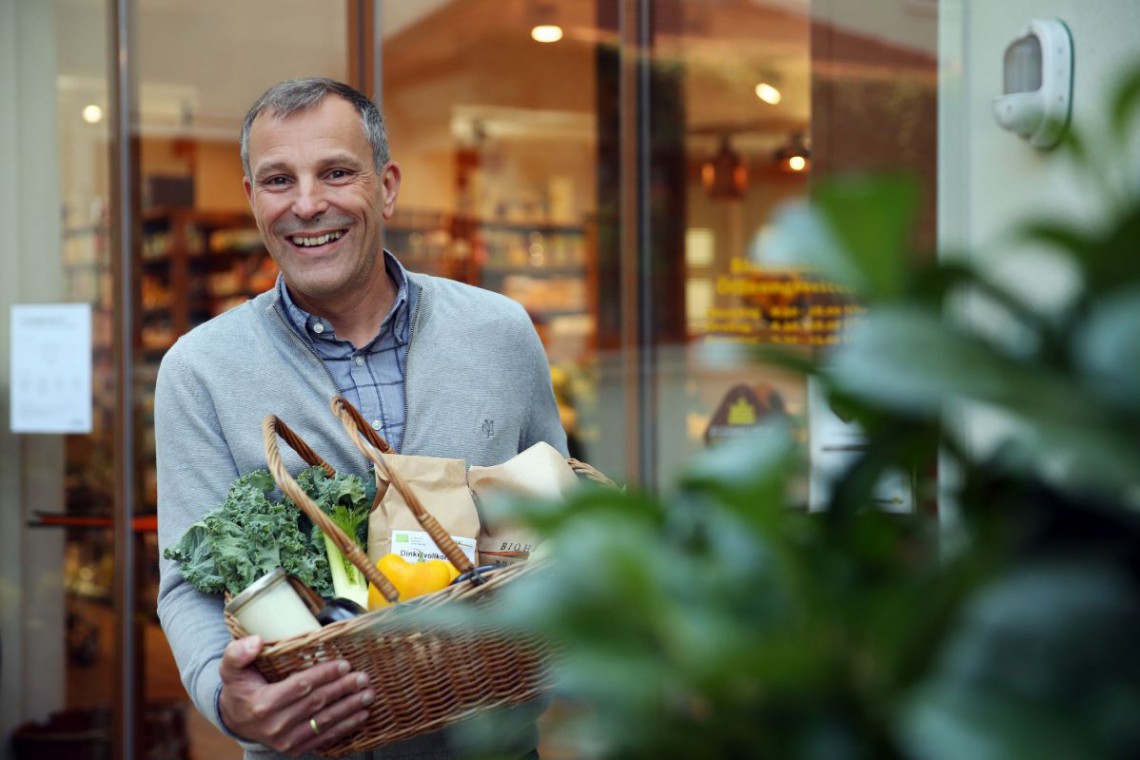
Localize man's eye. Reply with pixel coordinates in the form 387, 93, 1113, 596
327, 169, 351, 180
260, 176, 290, 188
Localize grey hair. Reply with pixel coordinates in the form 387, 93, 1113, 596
239, 78, 390, 178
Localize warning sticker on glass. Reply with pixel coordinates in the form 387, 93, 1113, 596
390, 530, 477, 564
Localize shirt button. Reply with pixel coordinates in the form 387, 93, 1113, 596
354, 356, 365, 366
371, 420, 382, 431
312, 323, 325, 334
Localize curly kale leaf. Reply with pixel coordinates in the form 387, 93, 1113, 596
163, 521, 227, 594
162, 468, 332, 598
293, 466, 374, 546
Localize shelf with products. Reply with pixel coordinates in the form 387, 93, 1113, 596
386, 210, 592, 303
31, 513, 161, 619
54, 204, 164, 620
476, 222, 588, 269
134, 360, 159, 510
61, 209, 120, 537
138, 207, 277, 352
385, 208, 594, 328
473, 218, 596, 365
386, 208, 477, 283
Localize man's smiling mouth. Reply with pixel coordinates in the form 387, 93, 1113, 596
289, 230, 345, 248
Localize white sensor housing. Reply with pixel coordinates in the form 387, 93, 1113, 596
992, 18, 1073, 150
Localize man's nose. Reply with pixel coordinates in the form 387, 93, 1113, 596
291, 177, 329, 220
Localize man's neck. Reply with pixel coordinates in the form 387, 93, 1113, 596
329, 293, 394, 348
289, 267, 396, 349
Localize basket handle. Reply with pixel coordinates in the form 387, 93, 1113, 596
277, 417, 336, 476
330, 395, 476, 576
332, 397, 395, 455
262, 414, 401, 604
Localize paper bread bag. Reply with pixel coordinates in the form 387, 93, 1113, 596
467, 442, 577, 565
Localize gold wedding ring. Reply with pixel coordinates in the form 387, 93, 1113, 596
309, 717, 321, 736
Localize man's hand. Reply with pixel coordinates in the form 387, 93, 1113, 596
218, 635, 375, 756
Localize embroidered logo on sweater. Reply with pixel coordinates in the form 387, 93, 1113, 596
482, 419, 494, 438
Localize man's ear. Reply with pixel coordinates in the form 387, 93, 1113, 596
380, 162, 402, 220
243, 175, 254, 208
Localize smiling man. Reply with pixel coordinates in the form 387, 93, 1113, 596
154, 78, 566, 760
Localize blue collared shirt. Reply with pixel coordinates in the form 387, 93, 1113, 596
277, 250, 416, 452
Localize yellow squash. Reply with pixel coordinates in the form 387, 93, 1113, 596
367, 553, 461, 610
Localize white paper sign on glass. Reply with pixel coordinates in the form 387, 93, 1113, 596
10, 303, 93, 434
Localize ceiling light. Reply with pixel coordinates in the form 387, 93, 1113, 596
82, 104, 104, 124
528, 0, 563, 43
755, 82, 782, 105
774, 132, 811, 173
531, 24, 563, 43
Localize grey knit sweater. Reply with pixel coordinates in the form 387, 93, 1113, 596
155, 271, 567, 759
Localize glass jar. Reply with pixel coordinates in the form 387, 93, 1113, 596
224, 567, 321, 641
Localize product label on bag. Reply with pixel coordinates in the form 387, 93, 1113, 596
390, 530, 477, 564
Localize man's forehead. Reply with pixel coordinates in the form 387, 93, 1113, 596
247, 103, 371, 173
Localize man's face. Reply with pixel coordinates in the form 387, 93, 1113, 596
243, 96, 400, 312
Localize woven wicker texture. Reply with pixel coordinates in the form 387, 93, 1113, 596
225, 408, 555, 756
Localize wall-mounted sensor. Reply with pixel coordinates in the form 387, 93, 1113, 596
992, 18, 1073, 149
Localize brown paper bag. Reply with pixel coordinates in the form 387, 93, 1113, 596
368, 453, 481, 566
466, 442, 577, 566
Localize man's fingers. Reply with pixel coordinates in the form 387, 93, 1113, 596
216, 647, 375, 756
302, 707, 371, 754
292, 687, 375, 755
277, 659, 353, 705
220, 636, 262, 676
264, 668, 374, 755
276, 667, 370, 724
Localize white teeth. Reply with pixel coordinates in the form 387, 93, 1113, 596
292, 231, 343, 247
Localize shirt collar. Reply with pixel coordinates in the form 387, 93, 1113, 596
277, 249, 411, 348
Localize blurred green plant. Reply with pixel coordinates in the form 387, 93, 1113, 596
451, 66, 1140, 760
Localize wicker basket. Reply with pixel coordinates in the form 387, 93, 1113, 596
226, 399, 610, 757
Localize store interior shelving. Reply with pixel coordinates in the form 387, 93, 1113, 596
139, 208, 277, 356
479, 223, 588, 317
388, 209, 597, 362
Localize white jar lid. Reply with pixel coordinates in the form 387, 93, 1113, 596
224, 566, 289, 617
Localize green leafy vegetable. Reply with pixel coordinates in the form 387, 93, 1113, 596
162, 466, 374, 600
163, 469, 330, 597
292, 467, 374, 607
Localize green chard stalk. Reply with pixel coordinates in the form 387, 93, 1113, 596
296, 466, 374, 607
318, 503, 371, 608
